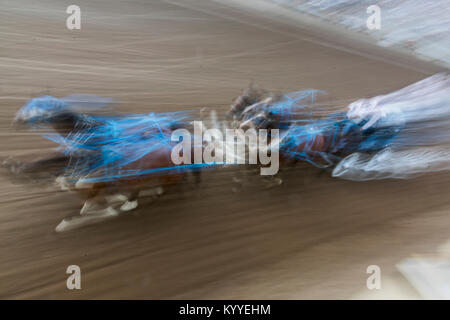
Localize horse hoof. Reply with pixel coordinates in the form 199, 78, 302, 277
80, 200, 99, 215
56, 207, 119, 232
106, 194, 128, 203
120, 200, 138, 212
80, 201, 118, 216
55, 219, 71, 232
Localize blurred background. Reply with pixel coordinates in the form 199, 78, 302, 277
0, 0, 449, 299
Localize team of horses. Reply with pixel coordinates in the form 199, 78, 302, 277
3, 87, 366, 231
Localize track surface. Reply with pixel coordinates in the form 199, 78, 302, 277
0, 0, 449, 299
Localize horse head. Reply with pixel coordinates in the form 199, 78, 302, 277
13, 95, 83, 135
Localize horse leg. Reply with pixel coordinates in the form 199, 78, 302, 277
140, 185, 164, 198
119, 189, 140, 212
79, 187, 103, 215
79, 185, 118, 216
55, 186, 118, 232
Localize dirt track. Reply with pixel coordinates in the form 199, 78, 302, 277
0, 0, 449, 299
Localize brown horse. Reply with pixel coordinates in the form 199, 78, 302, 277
7, 108, 200, 231
228, 87, 363, 174
56, 120, 200, 231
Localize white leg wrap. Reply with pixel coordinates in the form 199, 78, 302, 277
120, 200, 138, 211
